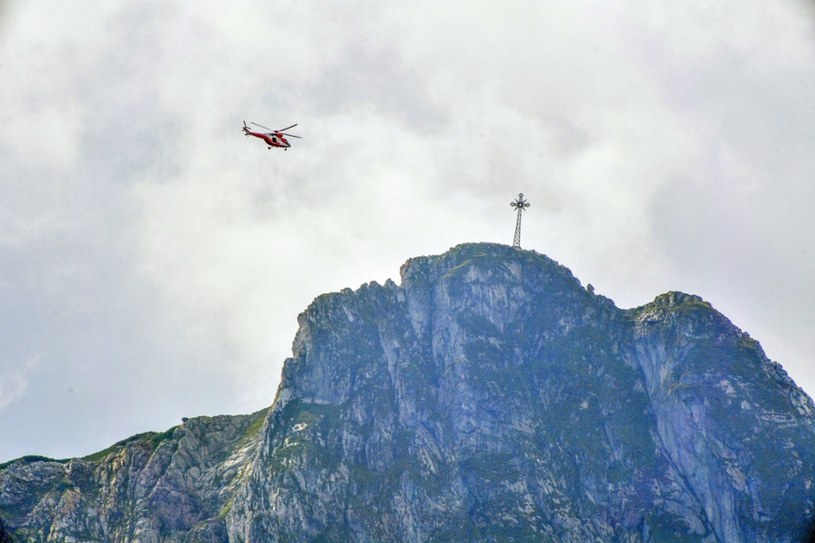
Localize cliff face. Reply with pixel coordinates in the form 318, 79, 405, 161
3, 243, 815, 542
0, 412, 267, 542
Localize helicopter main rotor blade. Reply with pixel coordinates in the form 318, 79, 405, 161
251, 122, 274, 131
279, 124, 298, 132
281, 133, 302, 139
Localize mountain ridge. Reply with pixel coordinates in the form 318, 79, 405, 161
3, 242, 814, 542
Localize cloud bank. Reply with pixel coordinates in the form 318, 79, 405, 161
1, 0, 814, 461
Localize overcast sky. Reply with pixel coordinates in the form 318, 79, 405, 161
1, 0, 814, 462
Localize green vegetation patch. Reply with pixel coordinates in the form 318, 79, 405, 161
81, 427, 177, 463
236, 408, 270, 448
644, 511, 711, 542
0, 455, 68, 470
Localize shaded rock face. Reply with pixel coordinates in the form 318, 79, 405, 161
0, 518, 14, 543
3, 243, 815, 542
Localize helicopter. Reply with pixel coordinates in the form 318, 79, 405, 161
242, 121, 301, 150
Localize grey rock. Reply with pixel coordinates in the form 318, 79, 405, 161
1, 411, 267, 542
3, 243, 815, 542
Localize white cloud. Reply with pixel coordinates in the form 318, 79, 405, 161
1, 0, 814, 460
0, 355, 40, 411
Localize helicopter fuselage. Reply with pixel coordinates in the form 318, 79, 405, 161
246, 130, 290, 149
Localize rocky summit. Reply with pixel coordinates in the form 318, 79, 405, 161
3, 243, 815, 542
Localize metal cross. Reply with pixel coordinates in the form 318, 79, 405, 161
510, 193, 530, 248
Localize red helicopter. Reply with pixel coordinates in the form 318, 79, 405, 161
242, 121, 301, 150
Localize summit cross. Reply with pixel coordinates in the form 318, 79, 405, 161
510, 193, 530, 248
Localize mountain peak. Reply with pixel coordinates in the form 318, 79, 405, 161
400, 242, 578, 286
3, 243, 815, 542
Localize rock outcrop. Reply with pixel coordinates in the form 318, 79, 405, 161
3, 243, 815, 542
1, 412, 267, 542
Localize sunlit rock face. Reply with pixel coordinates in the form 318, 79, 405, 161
0, 413, 267, 543
3, 243, 815, 542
